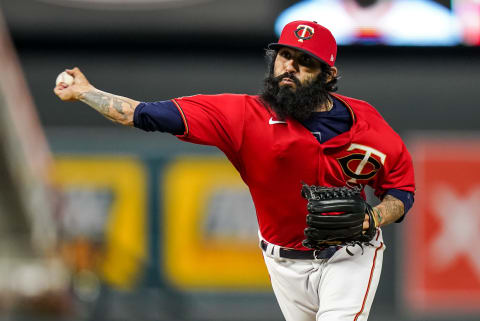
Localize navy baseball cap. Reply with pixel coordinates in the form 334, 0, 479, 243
269, 20, 337, 67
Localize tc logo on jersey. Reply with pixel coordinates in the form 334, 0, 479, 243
295, 25, 314, 42
337, 143, 386, 183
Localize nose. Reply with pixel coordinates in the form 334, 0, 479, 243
284, 58, 298, 73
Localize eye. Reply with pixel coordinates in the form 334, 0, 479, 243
279, 50, 291, 60
299, 54, 314, 67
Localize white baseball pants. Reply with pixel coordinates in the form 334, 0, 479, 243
262, 230, 385, 321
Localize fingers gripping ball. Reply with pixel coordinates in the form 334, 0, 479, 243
301, 183, 377, 253
55, 71, 74, 86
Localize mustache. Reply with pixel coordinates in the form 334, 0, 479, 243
274, 72, 301, 87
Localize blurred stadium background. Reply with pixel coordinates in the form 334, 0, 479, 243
0, 0, 479, 320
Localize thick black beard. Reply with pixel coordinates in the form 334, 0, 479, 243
260, 72, 331, 121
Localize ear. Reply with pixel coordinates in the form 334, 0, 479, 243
328, 66, 338, 81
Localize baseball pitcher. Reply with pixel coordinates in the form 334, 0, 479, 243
54, 20, 415, 321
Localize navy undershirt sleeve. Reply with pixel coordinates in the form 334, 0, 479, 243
385, 189, 415, 222
133, 100, 185, 135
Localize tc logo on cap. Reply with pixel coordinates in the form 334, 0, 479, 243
294, 25, 314, 43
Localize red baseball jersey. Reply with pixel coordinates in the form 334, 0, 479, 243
172, 93, 415, 249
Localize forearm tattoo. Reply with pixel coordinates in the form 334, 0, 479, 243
373, 195, 405, 227
79, 89, 135, 125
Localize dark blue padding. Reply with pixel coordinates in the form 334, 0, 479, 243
133, 100, 184, 135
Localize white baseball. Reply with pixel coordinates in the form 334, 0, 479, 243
55, 71, 74, 86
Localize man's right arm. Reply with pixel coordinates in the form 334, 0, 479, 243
53, 67, 139, 126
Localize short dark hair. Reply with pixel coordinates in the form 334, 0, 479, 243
264, 49, 339, 92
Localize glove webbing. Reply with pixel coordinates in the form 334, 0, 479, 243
301, 184, 362, 201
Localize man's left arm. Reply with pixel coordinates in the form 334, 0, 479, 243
364, 137, 415, 230
371, 194, 405, 227
363, 195, 404, 230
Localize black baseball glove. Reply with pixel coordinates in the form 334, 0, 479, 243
301, 183, 378, 254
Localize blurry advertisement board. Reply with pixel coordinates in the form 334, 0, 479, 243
52, 156, 147, 291
163, 157, 269, 290
404, 137, 480, 314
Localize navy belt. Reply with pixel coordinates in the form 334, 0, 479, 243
260, 240, 338, 260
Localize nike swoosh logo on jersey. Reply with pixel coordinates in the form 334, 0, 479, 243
269, 117, 287, 125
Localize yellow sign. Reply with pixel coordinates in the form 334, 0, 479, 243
163, 156, 270, 290
52, 155, 147, 289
